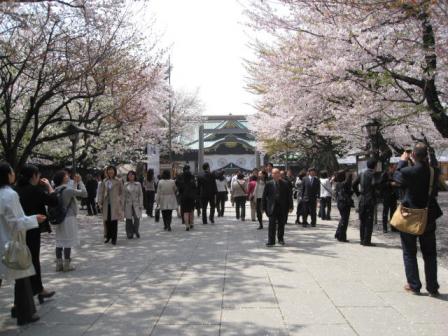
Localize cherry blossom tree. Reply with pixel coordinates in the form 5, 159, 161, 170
244, 0, 448, 159
0, 1, 168, 170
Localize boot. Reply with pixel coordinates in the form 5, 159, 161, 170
55, 259, 63, 272
63, 259, 75, 272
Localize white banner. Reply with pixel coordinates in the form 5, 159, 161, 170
147, 144, 160, 177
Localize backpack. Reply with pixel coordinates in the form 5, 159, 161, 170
47, 187, 72, 225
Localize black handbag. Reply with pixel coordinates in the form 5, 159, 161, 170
155, 207, 160, 222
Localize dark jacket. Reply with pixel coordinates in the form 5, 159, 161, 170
262, 179, 293, 217
393, 160, 443, 232
353, 169, 380, 203
301, 176, 320, 202
86, 179, 98, 198
197, 171, 217, 198
16, 183, 58, 233
335, 180, 353, 208
380, 171, 398, 202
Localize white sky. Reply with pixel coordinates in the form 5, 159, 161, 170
146, 0, 256, 116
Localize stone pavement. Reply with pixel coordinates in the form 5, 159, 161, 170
1, 204, 448, 336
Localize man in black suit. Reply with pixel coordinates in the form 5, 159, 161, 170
197, 162, 217, 224
353, 159, 380, 246
393, 144, 442, 297
301, 168, 320, 227
262, 168, 293, 246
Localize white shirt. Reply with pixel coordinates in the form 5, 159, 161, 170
320, 178, 332, 198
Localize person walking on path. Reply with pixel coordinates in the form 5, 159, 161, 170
393, 144, 443, 297
254, 170, 267, 229
143, 169, 156, 217
53, 171, 87, 272
124, 171, 144, 239
353, 159, 381, 247
98, 166, 123, 245
0, 162, 47, 326
381, 164, 399, 233
178, 170, 198, 231
16, 164, 57, 304
247, 175, 258, 222
231, 173, 248, 221
294, 170, 307, 225
319, 170, 332, 220
334, 169, 353, 243
197, 163, 217, 224
215, 171, 228, 217
156, 170, 178, 232
263, 168, 293, 246
85, 174, 98, 216
301, 168, 320, 227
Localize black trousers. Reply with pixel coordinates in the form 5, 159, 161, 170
296, 199, 304, 219
15, 277, 36, 324
319, 197, 332, 219
106, 205, 118, 243
335, 204, 350, 241
86, 196, 97, 215
382, 199, 397, 231
201, 197, 215, 224
303, 199, 317, 226
26, 228, 43, 295
268, 205, 287, 244
359, 200, 374, 244
216, 192, 227, 216
256, 198, 263, 226
162, 210, 173, 228
234, 196, 246, 219
400, 230, 439, 293
146, 190, 155, 216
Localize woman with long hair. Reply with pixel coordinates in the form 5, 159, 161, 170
16, 164, 57, 303
124, 171, 144, 239
0, 162, 47, 325
334, 170, 353, 242
178, 170, 198, 230
52, 170, 87, 271
143, 169, 156, 217
98, 166, 123, 245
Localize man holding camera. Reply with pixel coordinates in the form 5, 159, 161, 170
393, 143, 443, 297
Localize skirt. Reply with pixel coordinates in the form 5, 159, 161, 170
55, 215, 80, 248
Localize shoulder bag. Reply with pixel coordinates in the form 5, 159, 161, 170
2, 230, 32, 270
390, 167, 434, 235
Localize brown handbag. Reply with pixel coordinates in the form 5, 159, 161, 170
390, 167, 434, 235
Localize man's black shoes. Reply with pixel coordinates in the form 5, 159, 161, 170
266, 243, 275, 247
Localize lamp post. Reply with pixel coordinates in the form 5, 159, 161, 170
363, 118, 381, 161
65, 124, 98, 176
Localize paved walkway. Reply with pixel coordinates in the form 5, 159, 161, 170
1, 204, 448, 336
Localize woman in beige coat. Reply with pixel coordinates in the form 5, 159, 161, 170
156, 170, 178, 231
124, 171, 144, 239
98, 166, 123, 245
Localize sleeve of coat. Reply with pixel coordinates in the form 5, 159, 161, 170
288, 182, 293, 210
1, 192, 38, 232
97, 182, 104, 207
139, 183, 144, 209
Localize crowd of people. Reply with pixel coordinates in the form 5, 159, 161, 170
0, 142, 443, 326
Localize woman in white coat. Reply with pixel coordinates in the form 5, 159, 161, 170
124, 171, 144, 239
0, 162, 46, 325
52, 170, 87, 272
155, 170, 178, 231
